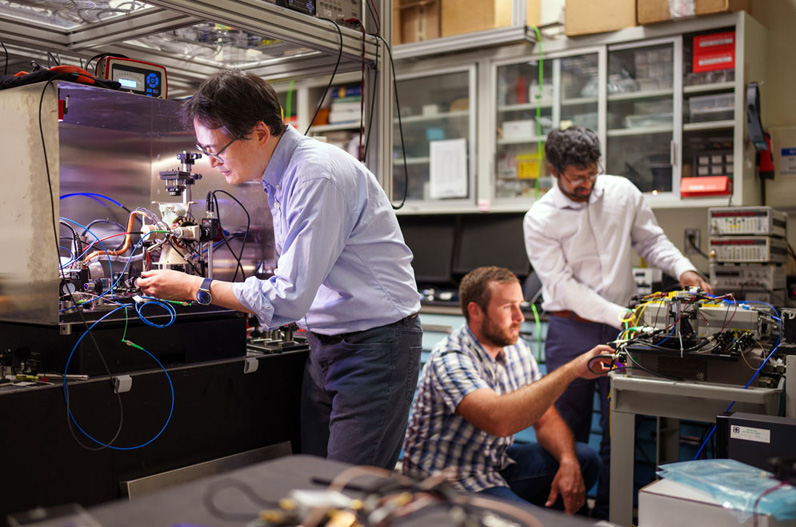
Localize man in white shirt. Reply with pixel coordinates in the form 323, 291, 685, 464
523, 125, 712, 518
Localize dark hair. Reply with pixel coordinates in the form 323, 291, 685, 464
180, 69, 286, 139
544, 125, 601, 176
459, 266, 520, 322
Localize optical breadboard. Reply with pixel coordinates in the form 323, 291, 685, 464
708, 206, 787, 237
709, 236, 788, 263
96, 56, 167, 99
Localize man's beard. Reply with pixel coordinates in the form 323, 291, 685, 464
479, 318, 520, 349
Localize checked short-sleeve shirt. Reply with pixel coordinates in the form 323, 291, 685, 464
402, 324, 542, 492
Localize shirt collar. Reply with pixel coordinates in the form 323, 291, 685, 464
464, 325, 507, 364
549, 175, 605, 210
261, 125, 302, 188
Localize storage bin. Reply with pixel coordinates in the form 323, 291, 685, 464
688, 93, 734, 122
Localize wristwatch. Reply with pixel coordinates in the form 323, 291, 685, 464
196, 277, 213, 305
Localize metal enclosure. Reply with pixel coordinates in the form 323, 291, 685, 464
0, 80, 275, 325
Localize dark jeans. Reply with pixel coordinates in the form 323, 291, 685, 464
477, 442, 600, 514
544, 315, 617, 518
300, 315, 422, 470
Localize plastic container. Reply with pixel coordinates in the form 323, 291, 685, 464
625, 112, 673, 128
688, 93, 735, 122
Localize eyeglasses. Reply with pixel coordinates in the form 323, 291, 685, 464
195, 137, 238, 162
560, 164, 603, 184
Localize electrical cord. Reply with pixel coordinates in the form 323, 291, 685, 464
686, 232, 710, 259
202, 478, 278, 522
528, 24, 544, 198
305, 18, 343, 136
135, 297, 177, 328
60, 191, 132, 213
1, 40, 8, 75
752, 480, 789, 527
59, 219, 81, 263
210, 190, 251, 281
63, 305, 175, 450
374, 34, 408, 210
365, 0, 381, 35
361, 41, 379, 164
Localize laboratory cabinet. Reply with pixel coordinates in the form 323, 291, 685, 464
492, 48, 600, 201
390, 11, 765, 213
391, 65, 478, 210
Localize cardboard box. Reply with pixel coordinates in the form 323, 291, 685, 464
639, 478, 792, 527
442, 0, 510, 37
565, 0, 637, 37
393, 0, 441, 45
638, 0, 751, 25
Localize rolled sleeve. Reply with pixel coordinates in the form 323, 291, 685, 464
233, 278, 276, 329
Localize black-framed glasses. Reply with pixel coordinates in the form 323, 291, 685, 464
195, 137, 237, 162
561, 163, 604, 184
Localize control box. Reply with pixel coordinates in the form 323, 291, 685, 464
633, 267, 663, 295
710, 263, 786, 291
708, 206, 787, 237
96, 56, 167, 99
317, 0, 362, 21
708, 236, 788, 264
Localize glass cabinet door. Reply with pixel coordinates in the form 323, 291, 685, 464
560, 53, 600, 131
392, 68, 475, 204
493, 52, 598, 200
494, 58, 554, 199
606, 41, 676, 194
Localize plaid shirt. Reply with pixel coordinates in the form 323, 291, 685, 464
402, 324, 542, 492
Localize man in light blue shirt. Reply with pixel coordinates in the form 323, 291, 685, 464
138, 70, 422, 469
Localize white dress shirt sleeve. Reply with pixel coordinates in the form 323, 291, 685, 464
524, 209, 629, 328
628, 190, 697, 282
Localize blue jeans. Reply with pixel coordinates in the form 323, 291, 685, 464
478, 442, 600, 514
545, 315, 617, 517
300, 315, 422, 469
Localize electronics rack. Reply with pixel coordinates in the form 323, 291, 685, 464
708, 206, 788, 305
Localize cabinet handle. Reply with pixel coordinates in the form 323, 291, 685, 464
670, 140, 677, 167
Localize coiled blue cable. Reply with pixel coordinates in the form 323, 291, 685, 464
63, 305, 175, 450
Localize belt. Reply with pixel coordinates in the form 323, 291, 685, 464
312, 313, 419, 343
548, 310, 595, 324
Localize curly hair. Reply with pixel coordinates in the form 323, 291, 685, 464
544, 125, 601, 176
459, 266, 519, 322
180, 69, 286, 140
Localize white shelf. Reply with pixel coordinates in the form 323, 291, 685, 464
683, 82, 735, 94
561, 96, 599, 106
394, 156, 430, 165
608, 88, 674, 102
607, 125, 674, 137
498, 102, 554, 112
311, 122, 361, 132
497, 136, 547, 145
396, 110, 469, 124
683, 120, 735, 132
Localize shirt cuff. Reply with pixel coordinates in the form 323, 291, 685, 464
673, 261, 698, 285
233, 278, 275, 329
603, 304, 630, 330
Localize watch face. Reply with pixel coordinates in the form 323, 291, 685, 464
196, 289, 212, 305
